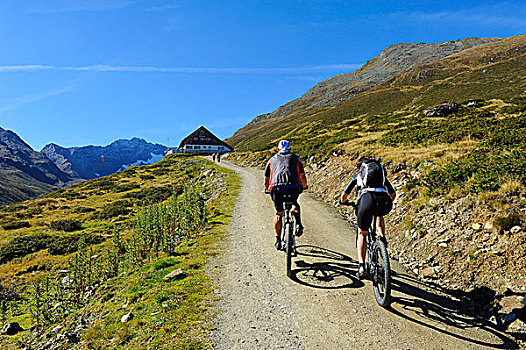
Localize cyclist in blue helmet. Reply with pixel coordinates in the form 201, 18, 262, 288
264, 140, 308, 250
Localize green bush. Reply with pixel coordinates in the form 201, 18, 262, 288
115, 182, 141, 193
0, 234, 53, 264
84, 178, 117, 191
2, 221, 31, 230
423, 149, 526, 195
48, 233, 105, 255
153, 257, 181, 271
14, 207, 43, 219
494, 212, 523, 231
127, 186, 208, 264
72, 207, 96, 214
50, 219, 83, 232
94, 200, 133, 220
124, 185, 181, 204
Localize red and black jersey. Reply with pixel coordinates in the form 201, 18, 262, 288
264, 152, 305, 191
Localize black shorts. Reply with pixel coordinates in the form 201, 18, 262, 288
356, 191, 392, 231
270, 187, 300, 212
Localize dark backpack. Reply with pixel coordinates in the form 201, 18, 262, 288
360, 160, 385, 188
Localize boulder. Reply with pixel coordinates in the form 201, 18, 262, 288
1, 322, 24, 336
163, 268, 187, 281
121, 312, 134, 323
423, 103, 458, 117
472, 223, 482, 231
510, 226, 522, 234
419, 267, 438, 279
484, 221, 494, 231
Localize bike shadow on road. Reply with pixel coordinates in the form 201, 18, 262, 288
288, 244, 365, 290
388, 271, 520, 349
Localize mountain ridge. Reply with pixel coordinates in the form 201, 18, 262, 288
247, 37, 501, 126
42, 138, 168, 180
227, 34, 525, 151
0, 127, 78, 206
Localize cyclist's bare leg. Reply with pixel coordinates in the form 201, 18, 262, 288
291, 204, 302, 226
274, 211, 284, 237
357, 229, 368, 264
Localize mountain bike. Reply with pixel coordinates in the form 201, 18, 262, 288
343, 201, 391, 307
281, 194, 297, 278
266, 191, 297, 278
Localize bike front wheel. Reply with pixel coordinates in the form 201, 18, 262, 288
284, 223, 293, 278
371, 240, 391, 307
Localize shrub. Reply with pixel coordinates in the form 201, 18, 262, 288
0, 234, 53, 264
48, 233, 105, 255
51, 219, 83, 232
15, 207, 43, 219
124, 185, 181, 204
2, 221, 31, 230
73, 207, 96, 214
139, 174, 155, 180
97, 200, 133, 219
115, 182, 141, 193
0, 282, 20, 301
127, 186, 208, 264
423, 149, 526, 195
494, 212, 523, 231
84, 178, 117, 191
153, 257, 181, 271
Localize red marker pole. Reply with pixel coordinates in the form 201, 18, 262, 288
102, 155, 105, 177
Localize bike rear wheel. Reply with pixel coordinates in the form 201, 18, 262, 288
285, 223, 293, 278
371, 240, 391, 307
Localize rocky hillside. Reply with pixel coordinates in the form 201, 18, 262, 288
227, 34, 526, 152
250, 37, 500, 124
42, 138, 168, 180
0, 127, 78, 206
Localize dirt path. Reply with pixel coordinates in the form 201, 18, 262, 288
209, 161, 517, 349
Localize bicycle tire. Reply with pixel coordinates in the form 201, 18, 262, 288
285, 222, 292, 278
371, 240, 391, 307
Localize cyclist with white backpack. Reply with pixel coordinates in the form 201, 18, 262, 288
340, 156, 396, 279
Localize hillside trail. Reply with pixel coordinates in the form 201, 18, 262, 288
209, 159, 518, 349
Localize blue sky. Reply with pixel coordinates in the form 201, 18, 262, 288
1, 0, 525, 150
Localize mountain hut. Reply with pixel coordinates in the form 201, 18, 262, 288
178, 126, 234, 154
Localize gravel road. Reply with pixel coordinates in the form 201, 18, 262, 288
209, 161, 518, 349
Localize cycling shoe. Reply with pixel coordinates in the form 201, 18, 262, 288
296, 224, 304, 237
275, 240, 284, 251
356, 264, 366, 279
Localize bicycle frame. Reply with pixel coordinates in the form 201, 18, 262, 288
345, 200, 391, 307
365, 216, 377, 273
282, 194, 296, 278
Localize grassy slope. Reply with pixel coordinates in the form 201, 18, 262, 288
0, 154, 240, 349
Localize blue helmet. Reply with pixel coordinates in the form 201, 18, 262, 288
277, 140, 290, 153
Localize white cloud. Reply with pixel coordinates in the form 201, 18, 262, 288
0, 86, 74, 115
149, 3, 182, 13
0, 64, 363, 75
27, 0, 135, 13
388, 3, 526, 30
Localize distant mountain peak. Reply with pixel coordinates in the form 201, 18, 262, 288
0, 128, 78, 205
42, 138, 168, 180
